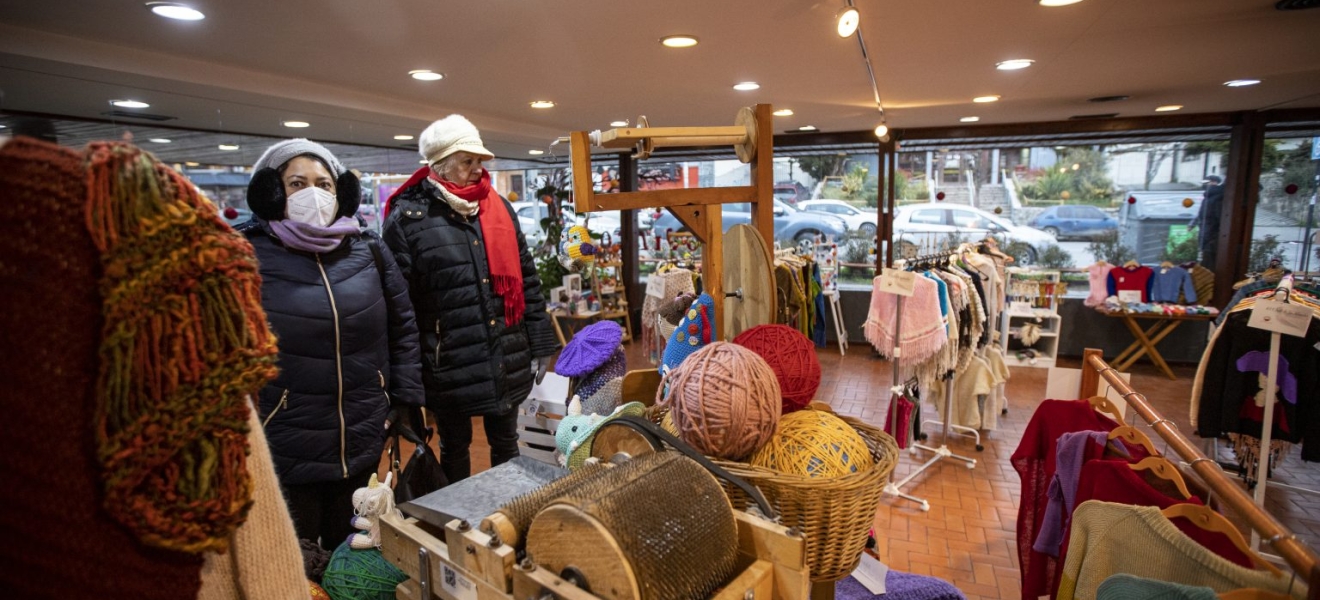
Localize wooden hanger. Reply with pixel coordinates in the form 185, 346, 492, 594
1218, 588, 1291, 599
1162, 504, 1285, 578
1108, 425, 1158, 456
1087, 395, 1127, 427
1131, 456, 1192, 500
1124, 259, 1140, 268
1160, 260, 1174, 268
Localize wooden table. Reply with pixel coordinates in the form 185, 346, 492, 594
1095, 307, 1216, 380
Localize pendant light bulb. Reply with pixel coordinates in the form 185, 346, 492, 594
836, 6, 860, 38
874, 124, 889, 139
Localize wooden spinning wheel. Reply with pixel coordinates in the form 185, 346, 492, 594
722, 224, 776, 338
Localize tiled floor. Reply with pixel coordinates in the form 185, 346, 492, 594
440, 342, 1320, 600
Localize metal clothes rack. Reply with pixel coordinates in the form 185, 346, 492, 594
1080, 349, 1320, 592
879, 249, 977, 513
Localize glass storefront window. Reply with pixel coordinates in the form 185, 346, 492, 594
1252, 134, 1320, 275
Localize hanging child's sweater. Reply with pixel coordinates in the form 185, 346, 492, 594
1107, 265, 1155, 302
1149, 266, 1197, 303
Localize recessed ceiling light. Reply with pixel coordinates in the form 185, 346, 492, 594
1039, 0, 1085, 6
148, 138, 172, 143
1155, 105, 1183, 112
996, 59, 1034, 70
660, 35, 699, 48
530, 100, 556, 109
111, 99, 150, 109
773, 109, 794, 117
733, 82, 761, 91
609, 120, 629, 127
1224, 79, 1261, 87
798, 125, 818, 131
146, 2, 205, 21
184, 161, 200, 166
836, 7, 860, 37
960, 116, 980, 122
218, 144, 239, 151
283, 120, 310, 128
528, 149, 545, 156
394, 134, 414, 141
409, 70, 444, 81
973, 95, 1001, 103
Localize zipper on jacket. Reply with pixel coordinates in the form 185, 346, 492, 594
378, 369, 391, 407
434, 319, 442, 365
262, 389, 290, 428
315, 254, 349, 478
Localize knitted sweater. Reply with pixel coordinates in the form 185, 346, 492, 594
1150, 266, 1197, 304
1058, 501, 1303, 600
1096, 574, 1217, 600
198, 405, 312, 599
1107, 265, 1155, 302
1187, 266, 1215, 305
1085, 263, 1114, 307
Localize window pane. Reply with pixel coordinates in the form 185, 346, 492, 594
911, 209, 944, 224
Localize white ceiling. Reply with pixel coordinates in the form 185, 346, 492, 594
0, 0, 1317, 163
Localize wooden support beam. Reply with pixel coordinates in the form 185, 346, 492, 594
1079, 348, 1103, 397
750, 103, 776, 252
618, 154, 642, 338
1214, 112, 1265, 307
597, 126, 748, 148
570, 131, 595, 216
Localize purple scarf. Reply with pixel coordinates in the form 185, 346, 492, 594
268, 216, 359, 253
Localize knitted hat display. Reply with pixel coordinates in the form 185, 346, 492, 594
733, 324, 822, 414
556, 320, 627, 415
419, 114, 495, 164
660, 342, 782, 461
246, 139, 361, 222
85, 142, 280, 554
660, 293, 716, 377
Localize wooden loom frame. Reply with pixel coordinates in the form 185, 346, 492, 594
568, 103, 776, 341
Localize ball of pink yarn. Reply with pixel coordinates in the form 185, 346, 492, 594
662, 342, 782, 461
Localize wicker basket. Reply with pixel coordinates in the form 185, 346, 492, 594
711, 413, 898, 582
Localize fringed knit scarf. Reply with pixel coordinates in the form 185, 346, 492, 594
83, 142, 279, 554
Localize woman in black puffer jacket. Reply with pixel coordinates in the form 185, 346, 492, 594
240, 139, 423, 550
383, 115, 559, 483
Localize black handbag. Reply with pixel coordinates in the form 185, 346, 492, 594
390, 407, 448, 503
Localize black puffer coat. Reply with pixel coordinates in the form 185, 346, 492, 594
383, 183, 559, 416
242, 220, 423, 485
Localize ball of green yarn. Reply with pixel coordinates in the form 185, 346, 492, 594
321, 540, 408, 600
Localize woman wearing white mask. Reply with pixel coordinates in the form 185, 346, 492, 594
239, 139, 423, 549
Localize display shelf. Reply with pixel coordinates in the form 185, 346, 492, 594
591, 258, 633, 342
1000, 269, 1063, 369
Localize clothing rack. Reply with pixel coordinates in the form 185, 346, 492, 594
881, 249, 977, 512
1080, 348, 1320, 592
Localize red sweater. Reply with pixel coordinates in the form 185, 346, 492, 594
1106, 265, 1155, 302
1011, 400, 1121, 599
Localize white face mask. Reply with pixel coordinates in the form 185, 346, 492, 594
285, 187, 338, 227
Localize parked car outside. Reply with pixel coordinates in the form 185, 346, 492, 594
650, 199, 848, 244
1029, 205, 1118, 240
893, 203, 1054, 263
773, 181, 810, 204
797, 199, 877, 237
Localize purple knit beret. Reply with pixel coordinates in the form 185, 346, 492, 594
555, 320, 624, 377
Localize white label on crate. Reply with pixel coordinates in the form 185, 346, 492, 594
440, 563, 478, 600
850, 552, 889, 594
1010, 301, 1032, 314
1248, 297, 1312, 338
878, 269, 916, 297
1118, 290, 1143, 303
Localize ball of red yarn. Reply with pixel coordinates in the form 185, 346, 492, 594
733, 324, 821, 414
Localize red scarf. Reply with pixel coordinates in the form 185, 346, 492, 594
397, 168, 524, 325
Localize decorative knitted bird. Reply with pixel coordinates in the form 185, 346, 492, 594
560, 225, 597, 266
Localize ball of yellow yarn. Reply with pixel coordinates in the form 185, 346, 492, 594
750, 409, 872, 478
661, 410, 679, 435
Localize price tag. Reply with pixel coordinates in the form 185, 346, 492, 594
877, 269, 916, 297
441, 563, 478, 600
850, 552, 889, 594
1248, 297, 1312, 338
1118, 290, 1143, 303
1010, 301, 1032, 314
645, 280, 667, 299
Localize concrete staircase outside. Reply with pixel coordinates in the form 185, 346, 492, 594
977, 184, 1009, 213
936, 186, 973, 205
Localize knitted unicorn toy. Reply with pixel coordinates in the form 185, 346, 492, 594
348, 472, 398, 549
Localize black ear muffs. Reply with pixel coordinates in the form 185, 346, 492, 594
246, 167, 286, 221
335, 170, 361, 219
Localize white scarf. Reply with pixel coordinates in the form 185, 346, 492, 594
426, 178, 480, 217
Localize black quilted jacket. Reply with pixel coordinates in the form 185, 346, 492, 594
383, 183, 559, 416
242, 220, 423, 485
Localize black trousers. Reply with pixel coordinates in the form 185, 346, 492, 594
282, 471, 369, 550
435, 406, 520, 483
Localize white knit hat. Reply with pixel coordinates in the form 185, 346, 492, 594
252, 138, 345, 176
418, 115, 495, 164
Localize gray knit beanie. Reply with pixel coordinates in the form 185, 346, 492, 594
252, 138, 344, 176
